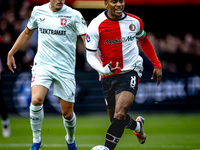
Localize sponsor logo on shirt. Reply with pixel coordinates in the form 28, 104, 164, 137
58, 15, 72, 18
104, 36, 135, 45
39, 28, 66, 35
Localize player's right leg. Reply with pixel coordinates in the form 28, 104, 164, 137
29, 85, 48, 150
30, 63, 53, 150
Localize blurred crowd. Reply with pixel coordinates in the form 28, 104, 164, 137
0, 0, 36, 72
0, 0, 199, 74
145, 32, 200, 73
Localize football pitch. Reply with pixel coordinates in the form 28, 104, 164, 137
0, 112, 200, 150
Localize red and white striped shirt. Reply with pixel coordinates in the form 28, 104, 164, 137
86, 11, 161, 77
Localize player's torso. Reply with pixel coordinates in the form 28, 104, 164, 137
33, 4, 77, 75
35, 5, 76, 47
97, 12, 140, 69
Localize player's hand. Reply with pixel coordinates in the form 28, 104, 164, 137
98, 72, 103, 81
103, 61, 121, 76
7, 53, 16, 73
108, 61, 121, 72
151, 68, 162, 86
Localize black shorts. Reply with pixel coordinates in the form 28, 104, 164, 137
102, 70, 140, 109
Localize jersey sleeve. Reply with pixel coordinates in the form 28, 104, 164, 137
135, 17, 146, 40
74, 10, 87, 36
86, 19, 99, 51
27, 6, 38, 30
134, 16, 161, 68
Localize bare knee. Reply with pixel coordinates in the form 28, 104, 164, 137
114, 109, 126, 120
62, 111, 73, 120
31, 98, 43, 106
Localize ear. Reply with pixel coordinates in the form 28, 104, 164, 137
105, 1, 108, 8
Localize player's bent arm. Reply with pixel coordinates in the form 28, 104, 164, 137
7, 27, 35, 73
8, 27, 35, 56
86, 50, 112, 75
138, 34, 162, 85
138, 35, 162, 69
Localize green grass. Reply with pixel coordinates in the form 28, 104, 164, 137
0, 112, 200, 150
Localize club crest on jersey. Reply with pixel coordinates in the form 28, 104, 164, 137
61, 18, 67, 26
129, 23, 136, 31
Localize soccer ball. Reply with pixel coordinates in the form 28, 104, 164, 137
91, 145, 109, 150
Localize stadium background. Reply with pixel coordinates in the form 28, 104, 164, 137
0, 0, 200, 150
0, 0, 199, 116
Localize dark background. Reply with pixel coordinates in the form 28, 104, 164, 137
0, 0, 200, 116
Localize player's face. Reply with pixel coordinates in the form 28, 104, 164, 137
105, 0, 125, 19
49, 0, 65, 12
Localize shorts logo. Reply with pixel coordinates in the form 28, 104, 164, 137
130, 76, 136, 89
61, 18, 67, 26
31, 76, 35, 83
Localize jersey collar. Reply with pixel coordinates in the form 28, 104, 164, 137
104, 10, 127, 21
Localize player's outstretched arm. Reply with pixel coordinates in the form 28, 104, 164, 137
138, 33, 162, 85
7, 28, 35, 73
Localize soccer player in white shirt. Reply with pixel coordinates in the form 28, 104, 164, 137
7, 0, 87, 150
86, 0, 162, 149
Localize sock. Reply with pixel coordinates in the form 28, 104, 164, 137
105, 118, 125, 150
134, 122, 141, 133
30, 104, 44, 143
63, 112, 76, 144
124, 114, 137, 130
124, 114, 141, 132
1, 119, 10, 128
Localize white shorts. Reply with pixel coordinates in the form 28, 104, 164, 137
31, 64, 76, 103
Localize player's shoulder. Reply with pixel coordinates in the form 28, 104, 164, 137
31, 2, 49, 14
90, 11, 107, 25
33, 2, 49, 10
126, 13, 143, 23
126, 12, 144, 31
64, 5, 82, 16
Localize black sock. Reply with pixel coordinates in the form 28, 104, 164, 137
105, 118, 125, 150
124, 114, 137, 130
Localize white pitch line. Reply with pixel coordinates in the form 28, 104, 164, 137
0, 143, 196, 149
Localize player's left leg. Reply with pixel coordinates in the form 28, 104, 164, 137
53, 74, 77, 150
105, 91, 134, 150
60, 99, 77, 150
